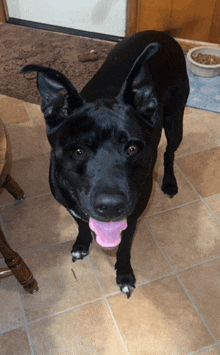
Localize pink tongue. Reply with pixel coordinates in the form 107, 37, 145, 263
89, 218, 127, 248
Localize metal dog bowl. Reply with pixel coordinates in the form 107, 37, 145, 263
187, 46, 220, 77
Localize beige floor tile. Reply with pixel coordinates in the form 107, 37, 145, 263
159, 112, 220, 158
143, 163, 200, 216
24, 102, 43, 120
90, 219, 172, 295
194, 109, 220, 140
7, 121, 44, 160
0, 154, 50, 205
29, 300, 127, 354
89, 242, 119, 295
179, 259, 220, 340
0, 97, 30, 125
146, 201, 220, 270
206, 195, 220, 220
176, 147, 220, 198
108, 276, 213, 355
20, 242, 102, 321
184, 106, 194, 115
0, 195, 78, 254
195, 348, 220, 355
33, 118, 51, 154
0, 276, 25, 332
0, 327, 32, 355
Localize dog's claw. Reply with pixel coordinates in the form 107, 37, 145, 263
117, 274, 136, 298
120, 284, 135, 298
71, 246, 89, 262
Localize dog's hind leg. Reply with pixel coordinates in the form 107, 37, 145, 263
71, 218, 93, 262
162, 84, 189, 198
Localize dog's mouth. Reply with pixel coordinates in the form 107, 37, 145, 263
89, 218, 127, 248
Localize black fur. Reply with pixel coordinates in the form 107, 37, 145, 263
22, 31, 189, 297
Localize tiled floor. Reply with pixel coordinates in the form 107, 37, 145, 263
0, 94, 220, 355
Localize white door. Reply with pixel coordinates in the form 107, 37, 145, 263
7, 0, 127, 37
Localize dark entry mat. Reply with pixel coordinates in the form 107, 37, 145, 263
0, 23, 115, 104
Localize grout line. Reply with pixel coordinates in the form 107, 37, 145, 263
145, 162, 220, 340
205, 192, 220, 200
192, 108, 220, 144
135, 272, 175, 288
177, 255, 220, 274
177, 273, 216, 342
188, 343, 219, 354
19, 295, 104, 326
0, 191, 52, 209
16, 283, 36, 355
175, 162, 220, 227
88, 256, 131, 354
134, 254, 220, 290
0, 224, 78, 262
105, 300, 131, 355
143, 219, 217, 342
23, 101, 42, 122
143, 219, 176, 270
144, 197, 202, 219
0, 324, 24, 335
176, 144, 220, 160
7, 238, 79, 259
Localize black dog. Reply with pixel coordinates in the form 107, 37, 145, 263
22, 31, 189, 297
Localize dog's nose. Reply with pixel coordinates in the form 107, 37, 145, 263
93, 193, 126, 219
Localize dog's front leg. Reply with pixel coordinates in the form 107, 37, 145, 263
115, 219, 137, 298
71, 218, 92, 262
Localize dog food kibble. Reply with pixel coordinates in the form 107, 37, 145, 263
192, 53, 220, 65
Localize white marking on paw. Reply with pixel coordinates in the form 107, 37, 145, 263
122, 286, 130, 294
71, 251, 81, 259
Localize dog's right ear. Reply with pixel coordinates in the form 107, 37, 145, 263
21, 65, 84, 129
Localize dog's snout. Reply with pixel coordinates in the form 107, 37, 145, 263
93, 193, 126, 219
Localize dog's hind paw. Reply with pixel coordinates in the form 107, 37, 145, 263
71, 246, 89, 262
117, 274, 136, 298
162, 178, 178, 198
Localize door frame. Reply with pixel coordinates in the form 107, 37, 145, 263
126, 0, 138, 35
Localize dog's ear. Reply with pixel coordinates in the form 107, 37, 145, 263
117, 42, 160, 127
21, 65, 84, 129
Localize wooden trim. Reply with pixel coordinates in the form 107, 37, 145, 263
209, 0, 220, 43
126, 0, 138, 36
0, 0, 9, 22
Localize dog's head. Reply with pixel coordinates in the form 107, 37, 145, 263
22, 43, 160, 226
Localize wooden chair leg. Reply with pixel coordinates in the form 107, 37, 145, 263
0, 226, 38, 293
2, 174, 25, 200
0, 267, 13, 279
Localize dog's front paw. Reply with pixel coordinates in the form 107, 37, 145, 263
162, 177, 178, 198
116, 273, 136, 298
71, 245, 89, 262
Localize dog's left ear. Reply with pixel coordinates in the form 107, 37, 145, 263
117, 42, 160, 127
21, 65, 84, 129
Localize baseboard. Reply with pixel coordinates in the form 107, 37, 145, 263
7, 18, 123, 42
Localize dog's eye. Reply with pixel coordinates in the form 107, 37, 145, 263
73, 149, 85, 159
127, 143, 139, 156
